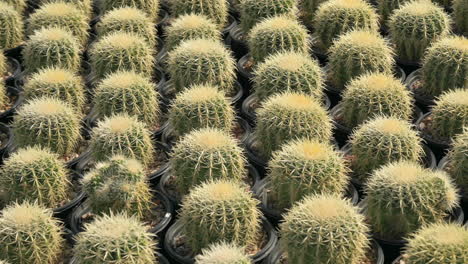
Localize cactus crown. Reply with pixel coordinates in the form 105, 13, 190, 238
0, 0, 26, 13
0, 3, 24, 50
430, 89, 468, 140
240, 0, 299, 33
99, 0, 160, 21
447, 130, 468, 193
38, 0, 93, 17
195, 242, 251, 264
170, 0, 228, 29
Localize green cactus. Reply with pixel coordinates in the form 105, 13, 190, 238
195, 242, 251, 264
421, 36, 468, 97
99, 0, 160, 21
403, 223, 468, 264
253, 51, 324, 101
93, 71, 160, 127
254, 92, 332, 157
446, 130, 468, 194
73, 213, 157, 264
180, 180, 261, 253
240, 0, 299, 33
0, 0, 26, 14
248, 16, 309, 63
38, 0, 93, 18
267, 139, 349, 210
170, 0, 228, 29
167, 38, 236, 94
0, 3, 23, 50
299, 0, 327, 28
453, 0, 468, 36
429, 89, 468, 140
313, 0, 379, 52
12, 97, 81, 156
0, 80, 7, 111
170, 128, 246, 195
0, 52, 5, 76
350, 117, 423, 182
328, 30, 395, 90
364, 160, 459, 240
389, 0, 451, 63
376, 0, 411, 22
280, 194, 370, 264
0, 201, 64, 264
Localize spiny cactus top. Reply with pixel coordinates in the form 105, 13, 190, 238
364, 161, 459, 239
389, 0, 451, 63
280, 194, 370, 264
328, 30, 395, 90
195, 242, 251, 264
0, 3, 23, 50
313, 0, 379, 51
180, 180, 261, 253
403, 223, 468, 264
248, 16, 309, 63
240, 0, 299, 33
453, 0, 468, 36
0, 202, 64, 264
299, 0, 327, 28
170, 0, 228, 29
0, 0, 26, 13
171, 128, 246, 195
38, 0, 93, 18
73, 213, 157, 263
421, 36, 468, 97
429, 89, 468, 140
446, 130, 468, 194
253, 51, 324, 101
167, 38, 236, 94
99, 0, 160, 21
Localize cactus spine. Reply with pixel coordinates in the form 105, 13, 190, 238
38, 0, 93, 18
0, 0, 26, 14
170, 0, 228, 29
240, 0, 299, 33
300, 0, 327, 28
446, 130, 468, 194
0, 80, 7, 111
430, 89, 468, 140
195, 242, 251, 264
376, 0, 411, 22
0, 3, 23, 50
99, 0, 160, 21
453, 0, 468, 36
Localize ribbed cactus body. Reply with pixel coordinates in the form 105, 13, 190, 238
300, 0, 327, 27
99, 0, 160, 21
0, 3, 23, 49
0, 80, 7, 110
0, 53, 5, 76
240, 0, 298, 33
39, 0, 92, 18
430, 89, 468, 140
453, 0, 468, 36
447, 130, 468, 193
170, 0, 228, 29
376, 0, 411, 22
1, 0, 26, 13
195, 242, 251, 264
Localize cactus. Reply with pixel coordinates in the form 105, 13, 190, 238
446, 130, 468, 194
89, 114, 154, 166
38, 0, 93, 18
299, 0, 328, 28
170, 128, 246, 195
96, 7, 156, 47
453, 0, 468, 36
180, 180, 261, 253
239, 0, 299, 33
93, 71, 160, 127
0, 52, 5, 76
254, 92, 332, 157
0, 3, 23, 50
167, 38, 236, 94
376, 0, 411, 22
0, 80, 7, 111
389, 0, 451, 63
73, 213, 157, 263
195, 242, 251, 264
248, 16, 309, 63
170, 0, 228, 29
0, 202, 64, 264
23, 67, 86, 112
328, 30, 395, 90
341, 73, 413, 128
364, 160, 459, 240
429, 89, 468, 140
0, 0, 26, 13
350, 117, 423, 182
403, 223, 468, 264
268, 139, 349, 210
253, 51, 324, 101
22, 27, 81, 73
168, 84, 235, 137
313, 0, 379, 51
0, 147, 71, 208
99, 0, 160, 21
280, 194, 370, 264
420, 36, 468, 97
12, 97, 81, 156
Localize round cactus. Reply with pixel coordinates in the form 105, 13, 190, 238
22, 27, 81, 73
299, 0, 327, 28
254, 92, 332, 157
99, 0, 160, 21
12, 97, 81, 156
446, 130, 468, 194
328, 30, 395, 90
168, 84, 235, 137
23, 67, 86, 112
38, 0, 93, 18
170, 128, 246, 195
0, 52, 5, 76
453, 0, 468, 36
341, 73, 413, 128
0, 202, 64, 264
73, 213, 156, 263
0, 147, 71, 208
167, 38, 236, 94
350, 117, 423, 182
253, 51, 324, 101
313, 0, 379, 51
1, 0, 26, 13
180, 180, 261, 253
389, 0, 451, 63
376, 0, 411, 23
248, 16, 309, 63
239, 0, 299, 33
267, 139, 349, 210
280, 194, 370, 264
0, 80, 7, 111
195, 242, 251, 264
420, 36, 468, 97
0, 3, 23, 50
93, 71, 160, 127
364, 160, 459, 240
429, 89, 468, 140
170, 0, 228, 29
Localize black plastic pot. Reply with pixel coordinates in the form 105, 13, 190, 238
244, 134, 268, 176
0, 123, 12, 164
0, 86, 24, 123
405, 69, 435, 110
4, 57, 21, 88
5, 45, 23, 63
164, 216, 278, 264
415, 112, 451, 159
237, 54, 254, 92
228, 22, 248, 60
157, 8, 170, 37
53, 172, 87, 222
310, 35, 328, 65
396, 58, 420, 76
223, 14, 238, 38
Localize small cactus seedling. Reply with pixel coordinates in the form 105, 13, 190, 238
280, 194, 370, 264
0, 202, 64, 264
248, 16, 309, 63
180, 180, 261, 253
254, 92, 332, 157
453, 0, 468, 36
328, 30, 395, 90
253, 51, 324, 101
299, 0, 327, 28
376, 0, 411, 22
364, 160, 459, 240
170, 0, 228, 29
0, 3, 23, 50
446, 130, 468, 194
389, 0, 451, 63
38, 0, 93, 18
429, 89, 468, 140
0, 0, 26, 14
167, 38, 236, 94
350, 117, 423, 182
12, 97, 81, 156
240, 0, 299, 33
170, 128, 246, 195
313, 0, 379, 51
268, 139, 349, 210
195, 242, 251, 264
99, 0, 160, 21
73, 213, 157, 263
